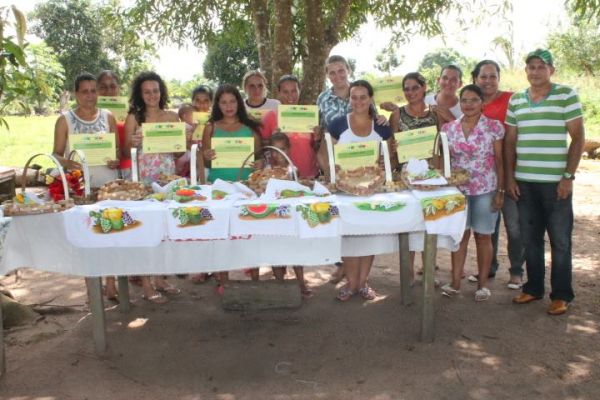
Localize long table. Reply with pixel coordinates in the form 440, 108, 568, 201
0, 189, 466, 377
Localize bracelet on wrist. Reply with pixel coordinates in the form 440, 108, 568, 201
497, 189, 505, 193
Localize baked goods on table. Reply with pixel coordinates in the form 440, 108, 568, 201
445, 168, 470, 187
97, 180, 147, 201
246, 166, 291, 194
336, 166, 385, 196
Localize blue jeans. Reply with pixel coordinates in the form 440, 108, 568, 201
490, 196, 525, 277
517, 181, 574, 302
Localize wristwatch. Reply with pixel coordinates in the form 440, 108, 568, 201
562, 172, 575, 180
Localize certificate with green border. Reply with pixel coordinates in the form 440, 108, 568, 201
372, 76, 404, 105
334, 141, 379, 170
69, 132, 116, 166
248, 109, 269, 121
97, 96, 128, 122
192, 112, 210, 140
142, 122, 186, 154
395, 125, 437, 163
278, 105, 318, 133
212, 137, 254, 169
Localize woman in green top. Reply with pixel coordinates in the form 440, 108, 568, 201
202, 84, 263, 182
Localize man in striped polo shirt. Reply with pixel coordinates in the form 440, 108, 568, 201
504, 49, 585, 316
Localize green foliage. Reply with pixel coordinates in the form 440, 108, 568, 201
0, 5, 30, 129
202, 19, 259, 86
547, 16, 600, 76
16, 42, 65, 114
374, 46, 402, 75
418, 48, 476, 89
30, 0, 110, 90
30, 0, 154, 90
167, 74, 213, 106
97, 0, 156, 87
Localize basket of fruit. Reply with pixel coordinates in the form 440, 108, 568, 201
2, 153, 76, 216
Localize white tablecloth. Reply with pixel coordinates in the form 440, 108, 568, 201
1, 188, 466, 277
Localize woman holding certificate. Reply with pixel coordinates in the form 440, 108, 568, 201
52, 72, 120, 303
52, 72, 120, 186
321, 80, 392, 301
202, 84, 263, 288
440, 84, 505, 302
202, 84, 263, 183
125, 71, 182, 303
380, 72, 440, 284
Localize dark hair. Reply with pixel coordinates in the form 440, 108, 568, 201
191, 85, 213, 102
440, 64, 463, 81
277, 74, 300, 91
459, 84, 484, 101
325, 55, 351, 72
349, 79, 376, 118
270, 131, 290, 148
96, 70, 119, 84
74, 72, 96, 92
402, 72, 427, 88
471, 60, 501, 83
210, 84, 262, 134
128, 71, 169, 124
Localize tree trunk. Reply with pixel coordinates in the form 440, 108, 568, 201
271, 0, 294, 97
300, 0, 328, 104
249, 0, 273, 92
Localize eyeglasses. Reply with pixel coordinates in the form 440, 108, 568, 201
403, 85, 422, 92
460, 98, 482, 104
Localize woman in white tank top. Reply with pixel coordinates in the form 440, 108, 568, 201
52, 73, 119, 188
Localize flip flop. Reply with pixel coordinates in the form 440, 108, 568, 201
358, 286, 377, 300
106, 295, 120, 304
336, 286, 355, 302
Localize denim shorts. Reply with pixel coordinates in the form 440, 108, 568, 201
465, 191, 498, 234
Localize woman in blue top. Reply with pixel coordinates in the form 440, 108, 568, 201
321, 80, 393, 301
202, 84, 263, 183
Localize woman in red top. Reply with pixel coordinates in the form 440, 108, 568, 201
469, 60, 525, 289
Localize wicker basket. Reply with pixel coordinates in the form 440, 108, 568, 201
238, 146, 298, 194
2, 153, 75, 216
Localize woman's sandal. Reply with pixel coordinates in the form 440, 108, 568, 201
336, 286, 355, 302
358, 286, 377, 300
142, 293, 169, 304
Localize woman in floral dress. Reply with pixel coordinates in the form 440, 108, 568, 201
440, 84, 505, 302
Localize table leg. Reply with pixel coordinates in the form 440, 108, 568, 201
398, 233, 412, 305
420, 234, 437, 342
117, 276, 130, 313
0, 291, 5, 378
86, 277, 107, 353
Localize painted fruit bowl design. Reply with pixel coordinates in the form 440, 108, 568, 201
420, 194, 465, 221
89, 208, 140, 233
296, 202, 339, 227
239, 204, 291, 220
172, 206, 213, 226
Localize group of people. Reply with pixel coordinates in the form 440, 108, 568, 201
52, 48, 584, 315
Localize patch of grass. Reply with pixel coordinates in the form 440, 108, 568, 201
0, 116, 57, 168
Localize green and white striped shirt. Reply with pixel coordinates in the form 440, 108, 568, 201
505, 84, 583, 182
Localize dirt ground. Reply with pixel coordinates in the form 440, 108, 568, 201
1, 160, 599, 400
